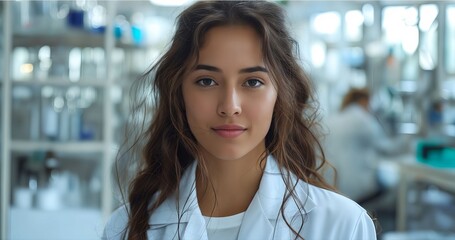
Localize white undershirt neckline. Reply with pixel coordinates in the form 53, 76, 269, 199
203, 211, 245, 240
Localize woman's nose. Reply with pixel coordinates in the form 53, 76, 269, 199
217, 87, 241, 117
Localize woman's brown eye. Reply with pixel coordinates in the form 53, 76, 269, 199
196, 78, 216, 87
244, 79, 263, 88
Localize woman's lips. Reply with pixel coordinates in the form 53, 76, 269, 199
212, 125, 246, 138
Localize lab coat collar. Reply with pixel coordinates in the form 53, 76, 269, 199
148, 155, 317, 234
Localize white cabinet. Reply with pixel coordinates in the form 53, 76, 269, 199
10, 208, 103, 240
0, 1, 138, 239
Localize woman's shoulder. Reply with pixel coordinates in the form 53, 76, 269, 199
305, 183, 364, 214
102, 205, 129, 240
299, 183, 378, 239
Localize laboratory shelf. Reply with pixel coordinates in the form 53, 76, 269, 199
10, 141, 105, 153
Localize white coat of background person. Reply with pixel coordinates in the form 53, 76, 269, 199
323, 88, 406, 203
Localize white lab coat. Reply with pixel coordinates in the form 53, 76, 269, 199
103, 155, 376, 240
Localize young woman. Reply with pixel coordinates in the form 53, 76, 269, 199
103, 1, 377, 240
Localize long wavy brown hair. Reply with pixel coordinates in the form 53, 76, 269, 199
117, 1, 335, 239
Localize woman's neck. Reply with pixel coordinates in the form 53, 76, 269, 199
196, 149, 266, 217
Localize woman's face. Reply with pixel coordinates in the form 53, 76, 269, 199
182, 25, 277, 162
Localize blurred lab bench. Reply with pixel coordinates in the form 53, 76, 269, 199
397, 158, 455, 231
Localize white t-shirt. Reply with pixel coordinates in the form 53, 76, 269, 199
203, 212, 245, 240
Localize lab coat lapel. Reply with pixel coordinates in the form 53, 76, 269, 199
237, 156, 317, 240
176, 161, 208, 240
237, 156, 283, 239
178, 174, 208, 240
149, 161, 203, 228
258, 156, 316, 218
237, 193, 274, 240
182, 207, 208, 240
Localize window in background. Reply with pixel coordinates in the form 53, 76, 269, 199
309, 11, 342, 79
345, 10, 364, 42
342, 47, 366, 87
382, 6, 421, 134
310, 41, 326, 68
311, 11, 340, 43
442, 5, 455, 125
446, 5, 455, 74
382, 6, 419, 86
309, 8, 368, 114
362, 3, 374, 27
419, 4, 438, 71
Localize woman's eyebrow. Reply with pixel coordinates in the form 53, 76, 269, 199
239, 66, 268, 73
195, 64, 220, 72
194, 64, 268, 73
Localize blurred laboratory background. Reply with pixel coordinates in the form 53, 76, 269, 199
0, 0, 454, 239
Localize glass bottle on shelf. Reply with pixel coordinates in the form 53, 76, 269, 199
12, 0, 68, 35
11, 85, 39, 140
11, 150, 103, 210
36, 150, 62, 210
13, 155, 35, 209
11, 84, 104, 142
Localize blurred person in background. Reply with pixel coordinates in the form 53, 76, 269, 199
324, 88, 408, 205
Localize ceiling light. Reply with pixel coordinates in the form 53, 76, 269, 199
149, 0, 193, 7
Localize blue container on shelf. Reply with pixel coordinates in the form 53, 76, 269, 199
67, 8, 84, 29
416, 140, 455, 168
